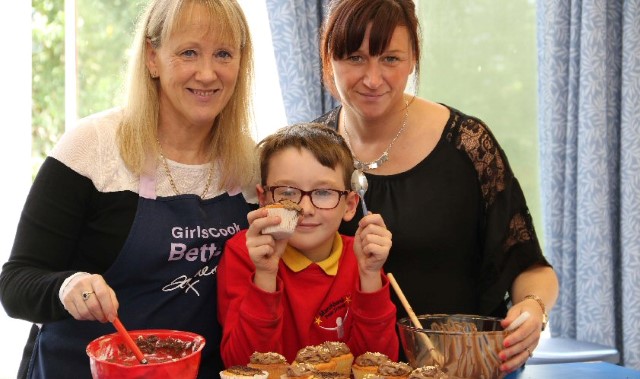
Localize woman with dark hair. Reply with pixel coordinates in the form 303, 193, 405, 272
315, 0, 558, 373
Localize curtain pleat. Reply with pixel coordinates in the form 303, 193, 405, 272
265, 0, 337, 125
537, 0, 640, 369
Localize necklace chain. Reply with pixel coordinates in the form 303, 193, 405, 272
156, 138, 214, 198
342, 102, 409, 171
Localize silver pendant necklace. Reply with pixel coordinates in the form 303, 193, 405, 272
342, 102, 409, 171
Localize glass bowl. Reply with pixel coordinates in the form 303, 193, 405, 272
397, 314, 507, 379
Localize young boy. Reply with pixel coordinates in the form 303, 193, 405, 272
218, 123, 398, 366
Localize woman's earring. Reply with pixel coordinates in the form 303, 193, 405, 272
151, 71, 158, 78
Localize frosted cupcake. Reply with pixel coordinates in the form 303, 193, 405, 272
293, 345, 337, 372
262, 200, 303, 240
351, 352, 390, 379
220, 365, 269, 379
313, 371, 350, 379
322, 341, 354, 376
280, 362, 317, 379
376, 361, 413, 379
248, 352, 289, 379
408, 365, 448, 379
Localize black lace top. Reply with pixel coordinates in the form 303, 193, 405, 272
314, 105, 549, 318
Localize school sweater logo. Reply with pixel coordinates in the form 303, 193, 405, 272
315, 295, 351, 338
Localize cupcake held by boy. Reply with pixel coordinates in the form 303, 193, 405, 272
262, 199, 303, 239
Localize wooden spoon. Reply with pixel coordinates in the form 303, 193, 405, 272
387, 273, 445, 367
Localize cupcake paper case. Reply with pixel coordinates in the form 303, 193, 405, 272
262, 200, 303, 240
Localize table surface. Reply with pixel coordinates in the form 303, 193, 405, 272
505, 361, 640, 379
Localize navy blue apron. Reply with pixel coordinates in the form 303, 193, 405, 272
27, 169, 251, 378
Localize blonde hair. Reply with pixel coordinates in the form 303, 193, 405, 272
118, 0, 255, 190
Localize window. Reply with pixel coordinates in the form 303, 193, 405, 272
417, 0, 542, 235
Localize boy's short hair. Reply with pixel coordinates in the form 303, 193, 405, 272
258, 123, 354, 188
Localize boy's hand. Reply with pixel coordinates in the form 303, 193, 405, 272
353, 213, 392, 292
245, 208, 289, 292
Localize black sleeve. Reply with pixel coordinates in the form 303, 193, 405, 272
0, 157, 100, 322
448, 114, 550, 315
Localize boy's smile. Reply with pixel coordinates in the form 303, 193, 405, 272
258, 147, 357, 262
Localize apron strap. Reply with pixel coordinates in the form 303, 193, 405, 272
139, 173, 156, 199
139, 155, 157, 199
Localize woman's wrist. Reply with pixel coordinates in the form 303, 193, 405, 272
58, 272, 90, 309
523, 294, 549, 330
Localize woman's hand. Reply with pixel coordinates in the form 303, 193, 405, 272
498, 298, 545, 373
245, 208, 288, 292
60, 273, 118, 323
353, 213, 392, 292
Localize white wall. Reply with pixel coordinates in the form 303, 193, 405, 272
237, 0, 287, 141
0, 2, 35, 378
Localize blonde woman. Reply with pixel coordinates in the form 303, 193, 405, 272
0, 1, 257, 378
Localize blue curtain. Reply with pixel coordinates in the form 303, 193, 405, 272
538, 0, 640, 369
265, 0, 337, 124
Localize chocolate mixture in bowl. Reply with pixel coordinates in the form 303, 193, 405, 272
113, 334, 199, 364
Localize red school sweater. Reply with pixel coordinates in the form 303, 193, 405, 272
218, 230, 398, 366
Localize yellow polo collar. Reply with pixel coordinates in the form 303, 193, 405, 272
281, 233, 342, 276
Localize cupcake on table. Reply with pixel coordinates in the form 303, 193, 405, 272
248, 352, 289, 379
351, 352, 391, 379
322, 341, 354, 376
293, 345, 337, 372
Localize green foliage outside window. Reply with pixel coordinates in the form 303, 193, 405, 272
417, 0, 542, 236
32, 0, 65, 176
31, 0, 141, 177
75, 0, 144, 116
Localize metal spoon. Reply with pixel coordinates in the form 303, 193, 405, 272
350, 169, 369, 215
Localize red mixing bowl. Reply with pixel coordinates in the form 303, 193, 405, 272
86, 329, 205, 379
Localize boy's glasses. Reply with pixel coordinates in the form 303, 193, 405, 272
264, 186, 349, 210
